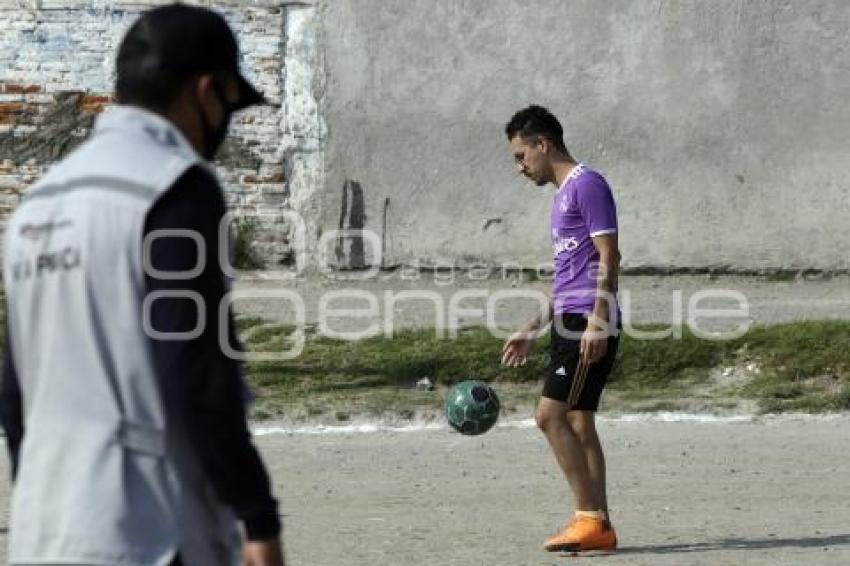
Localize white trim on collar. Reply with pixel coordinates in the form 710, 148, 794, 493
559, 162, 588, 190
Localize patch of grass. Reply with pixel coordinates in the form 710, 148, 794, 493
236, 319, 850, 417
611, 325, 735, 387
244, 325, 544, 388
3, 308, 846, 417
735, 321, 850, 412
234, 316, 267, 334
232, 218, 262, 270
753, 383, 850, 413
736, 321, 849, 376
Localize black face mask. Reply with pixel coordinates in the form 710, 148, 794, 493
197, 82, 235, 160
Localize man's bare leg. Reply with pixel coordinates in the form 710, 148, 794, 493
567, 410, 608, 516
535, 398, 601, 511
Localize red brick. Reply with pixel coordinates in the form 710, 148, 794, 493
242, 172, 285, 184
81, 95, 111, 105
2, 84, 42, 94
82, 104, 107, 114
77, 94, 112, 114
0, 103, 26, 114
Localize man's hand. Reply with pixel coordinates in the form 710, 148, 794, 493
579, 323, 608, 366
243, 538, 285, 566
501, 319, 540, 367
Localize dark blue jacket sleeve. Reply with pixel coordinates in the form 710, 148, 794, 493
0, 319, 23, 480
144, 166, 280, 540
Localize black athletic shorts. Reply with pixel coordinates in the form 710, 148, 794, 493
542, 313, 620, 411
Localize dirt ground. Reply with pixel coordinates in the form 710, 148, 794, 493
3, 415, 849, 565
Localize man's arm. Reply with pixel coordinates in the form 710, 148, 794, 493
588, 233, 620, 328
576, 174, 620, 365
580, 232, 621, 366
144, 166, 281, 541
0, 321, 23, 479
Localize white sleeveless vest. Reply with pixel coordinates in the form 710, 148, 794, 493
3, 106, 241, 565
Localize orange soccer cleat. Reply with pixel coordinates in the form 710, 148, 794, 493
543, 516, 617, 553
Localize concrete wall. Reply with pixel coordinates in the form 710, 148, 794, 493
1, 1, 848, 271
320, 0, 850, 271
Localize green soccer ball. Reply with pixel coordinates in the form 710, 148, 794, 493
445, 380, 500, 436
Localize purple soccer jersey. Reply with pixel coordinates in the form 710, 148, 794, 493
550, 163, 618, 315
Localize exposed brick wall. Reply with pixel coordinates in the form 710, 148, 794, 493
0, 84, 102, 230
0, 2, 322, 270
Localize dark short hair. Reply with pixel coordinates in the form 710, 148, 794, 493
505, 105, 567, 152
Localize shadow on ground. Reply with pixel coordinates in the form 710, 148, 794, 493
611, 534, 850, 556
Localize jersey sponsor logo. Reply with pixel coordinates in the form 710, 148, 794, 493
552, 236, 579, 255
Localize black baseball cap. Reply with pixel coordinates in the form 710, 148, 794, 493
117, 4, 264, 110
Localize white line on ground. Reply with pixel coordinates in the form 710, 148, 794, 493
250, 411, 848, 436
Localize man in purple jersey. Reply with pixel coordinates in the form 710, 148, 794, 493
501, 105, 621, 553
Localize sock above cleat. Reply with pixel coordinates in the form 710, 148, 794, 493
574, 510, 606, 521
